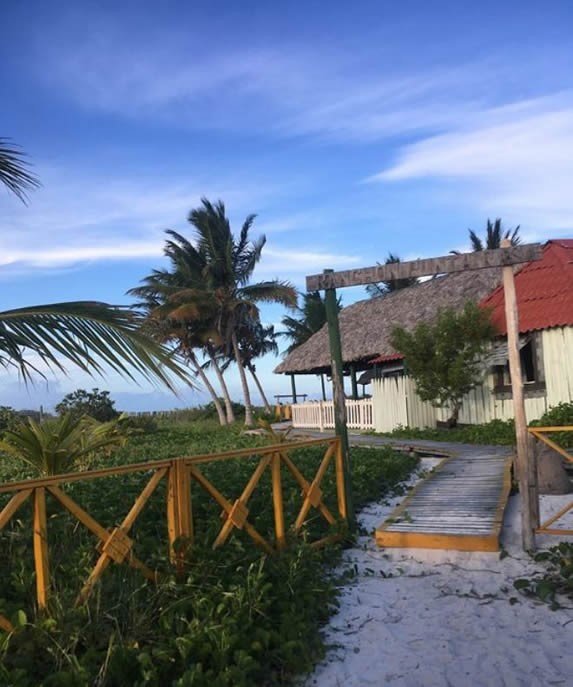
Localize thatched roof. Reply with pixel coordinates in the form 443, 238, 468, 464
274, 268, 502, 375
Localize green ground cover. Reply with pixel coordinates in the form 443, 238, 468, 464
0, 421, 418, 686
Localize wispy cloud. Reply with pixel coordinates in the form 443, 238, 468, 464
371, 92, 573, 231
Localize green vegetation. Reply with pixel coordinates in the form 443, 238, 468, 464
513, 542, 573, 610
373, 401, 573, 447
0, 421, 418, 686
0, 413, 128, 476
377, 418, 517, 445
56, 388, 120, 423
391, 301, 497, 426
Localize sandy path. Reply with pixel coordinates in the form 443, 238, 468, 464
306, 459, 573, 687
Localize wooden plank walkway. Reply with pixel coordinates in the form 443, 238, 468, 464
284, 427, 515, 552
375, 444, 514, 552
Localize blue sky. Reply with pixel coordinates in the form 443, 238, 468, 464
1, 0, 572, 411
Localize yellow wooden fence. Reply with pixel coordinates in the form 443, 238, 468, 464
528, 426, 573, 537
0, 437, 346, 633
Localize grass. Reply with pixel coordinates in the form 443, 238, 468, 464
0, 420, 418, 686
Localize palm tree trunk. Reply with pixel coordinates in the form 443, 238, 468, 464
206, 344, 236, 423
248, 363, 272, 413
231, 331, 254, 426
188, 352, 227, 426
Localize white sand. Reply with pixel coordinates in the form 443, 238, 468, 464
306, 459, 573, 687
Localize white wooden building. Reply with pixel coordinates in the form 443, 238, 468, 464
278, 240, 573, 432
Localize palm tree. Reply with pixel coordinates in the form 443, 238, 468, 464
130, 265, 231, 425
131, 199, 296, 426
185, 200, 296, 426
0, 413, 128, 476
222, 319, 278, 413
0, 139, 193, 391
468, 218, 521, 251
279, 292, 341, 400
279, 291, 337, 354
365, 253, 418, 298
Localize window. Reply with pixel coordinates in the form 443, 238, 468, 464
493, 337, 545, 394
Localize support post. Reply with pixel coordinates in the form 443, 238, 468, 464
320, 373, 327, 401
324, 269, 355, 527
33, 487, 49, 609
290, 374, 297, 404
501, 239, 536, 551
167, 460, 193, 571
350, 364, 358, 400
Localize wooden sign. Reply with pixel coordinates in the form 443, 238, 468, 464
306, 244, 542, 291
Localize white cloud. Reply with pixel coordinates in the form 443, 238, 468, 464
372, 93, 573, 231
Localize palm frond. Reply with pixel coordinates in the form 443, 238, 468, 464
0, 302, 193, 392
0, 137, 41, 204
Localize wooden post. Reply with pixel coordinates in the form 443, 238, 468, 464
320, 373, 327, 401
501, 239, 536, 551
350, 364, 358, 400
324, 269, 355, 527
290, 374, 297, 404
271, 453, 286, 550
33, 487, 50, 609
167, 460, 193, 570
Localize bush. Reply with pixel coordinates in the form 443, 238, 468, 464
530, 401, 573, 448
56, 388, 120, 423
378, 418, 516, 445
0, 406, 19, 434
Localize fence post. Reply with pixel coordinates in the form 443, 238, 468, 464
33, 487, 50, 609
319, 401, 324, 432
167, 460, 193, 570
271, 452, 286, 550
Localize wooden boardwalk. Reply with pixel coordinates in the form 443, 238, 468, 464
375, 443, 513, 552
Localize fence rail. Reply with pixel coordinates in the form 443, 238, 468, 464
0, 437, 346, 633
291, 399, 373, 431
528, 426, 573, 537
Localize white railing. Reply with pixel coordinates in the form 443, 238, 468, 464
291, 399, 373, 431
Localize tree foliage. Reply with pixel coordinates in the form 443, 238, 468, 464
56, 388, 120, 422
279, 291, 340, 353
468, 218, 521, 251
390, 302, 497, 425
0, 413, 128, 476
130, 198, 296, 426
365, 253, 418, 299
0, 137, 40, 203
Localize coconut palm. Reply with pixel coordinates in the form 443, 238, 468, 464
279, 291, 337, 354
468, 218, 521, 251
0, 138, 192, 392
0, 413, 128, 476
365, 253, 418, 298
131, 199, 297, 426
279, 291, 341, 401
220, 319, 278, 413
129, 232, 235, 425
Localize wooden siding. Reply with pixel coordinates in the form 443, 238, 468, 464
372, 327, 572, 432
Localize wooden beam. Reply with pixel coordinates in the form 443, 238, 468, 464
306, 243, 542, 291
501, 239, 536, 552
324, 270, 355, 527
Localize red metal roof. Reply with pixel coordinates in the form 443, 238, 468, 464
480, 239, 573, 335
